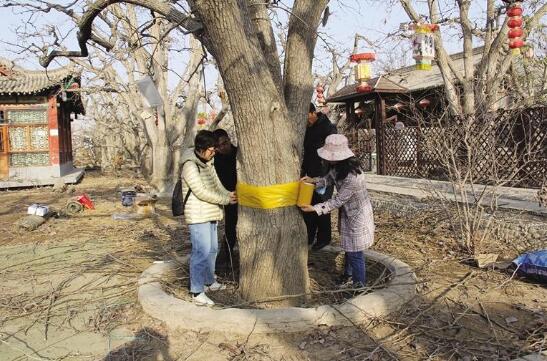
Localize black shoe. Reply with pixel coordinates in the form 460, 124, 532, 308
311, 242, 330, 251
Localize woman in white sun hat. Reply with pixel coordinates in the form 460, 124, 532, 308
300, 134, 375, 288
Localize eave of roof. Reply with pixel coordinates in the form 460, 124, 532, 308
0, 59, 79, 95
327, 47, 485, 103
327, 76, 409, 103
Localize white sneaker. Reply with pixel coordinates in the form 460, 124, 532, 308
192, 292, 215, 306
205, 281, 226, 292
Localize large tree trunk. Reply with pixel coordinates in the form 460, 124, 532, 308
191, 0, 329, 305
31, 0, 328, 306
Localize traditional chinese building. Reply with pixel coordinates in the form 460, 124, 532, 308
327, 48, 545, 188
0, 58, 84, 188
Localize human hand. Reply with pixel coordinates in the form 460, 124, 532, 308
300, 176, 316, 184
299, 204, 315, 213
229, 191, 238, 204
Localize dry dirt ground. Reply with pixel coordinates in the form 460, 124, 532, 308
0, 171, 545, 361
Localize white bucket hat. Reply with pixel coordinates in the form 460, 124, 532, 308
317, 134, 355, 161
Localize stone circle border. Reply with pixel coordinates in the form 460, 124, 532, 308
138, 248, 417, 334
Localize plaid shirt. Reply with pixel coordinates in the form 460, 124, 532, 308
313, 171, 375, 252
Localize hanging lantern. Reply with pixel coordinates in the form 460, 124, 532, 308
390, 102, 405, 111
505, 1, 525, 55
315, 84, 326, 106
350, 52, 375, 93
196, 111, 207, 126
418, 98, 431, 109
410, 23, 439, 70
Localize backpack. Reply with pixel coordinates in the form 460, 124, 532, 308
171, 161, 199, 217
171, 177, 191, 216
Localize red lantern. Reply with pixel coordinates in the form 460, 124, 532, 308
418, 98, 431, 109
507, 17, 523, 28
510, 39, 525, 49
505, 2, 525, 55
507, 6, 523, 16
315, 83, 326, 106
392, 102, 405, 111
350, 52, 375, 93
508, 28, 523, 38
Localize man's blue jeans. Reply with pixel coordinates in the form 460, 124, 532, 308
189, 222, 218, 293
345, 251, 366, 286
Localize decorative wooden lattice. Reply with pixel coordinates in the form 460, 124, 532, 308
363, 107, 546, 189
345, 127, 374, 172
7, 109, 47, 124
5, 109, 50, 167
383, 127, 419, 178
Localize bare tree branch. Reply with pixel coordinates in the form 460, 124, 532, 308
38, 0, 202, 67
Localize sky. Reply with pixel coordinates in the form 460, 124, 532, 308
0, 0, 495, 102
0, 1, 467, 70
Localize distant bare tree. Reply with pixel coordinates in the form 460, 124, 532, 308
399, 0, 546, 115
2, 1, 205, 192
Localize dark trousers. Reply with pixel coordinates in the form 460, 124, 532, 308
345, 252, 366, 286
303, 187, 333, 246
223, 204, 238, 250
217, 204, 238, 270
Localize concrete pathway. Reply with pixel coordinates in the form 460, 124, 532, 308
364, 174, 546, 215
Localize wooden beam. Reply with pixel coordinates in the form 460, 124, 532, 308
375, 94, 386, 175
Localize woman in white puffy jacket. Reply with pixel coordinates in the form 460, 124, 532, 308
181, 130, 237, 306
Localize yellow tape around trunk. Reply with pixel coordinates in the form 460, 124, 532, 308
236, 181, 300, 209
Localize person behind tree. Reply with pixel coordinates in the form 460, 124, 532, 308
181, 130, 237, 306
300, 134, 375, 288
212, 128, 238, 268
302, 103, 337, 251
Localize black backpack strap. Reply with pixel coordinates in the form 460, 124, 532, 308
183, 188, 192, 206
180, 160, 201, 207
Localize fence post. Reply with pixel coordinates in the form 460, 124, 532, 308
375, 95, 386, 175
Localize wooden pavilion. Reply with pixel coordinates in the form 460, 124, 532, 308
327, 48, 481, 175
327, 48, 545, 188
0, 58, 84, 188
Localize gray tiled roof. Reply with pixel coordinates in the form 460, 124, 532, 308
0, 58, 78, 95
384, 48, 483, 91
327, 76, 409, 103
327, 47, 484, 103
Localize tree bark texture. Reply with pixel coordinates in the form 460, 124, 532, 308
191, 0, 327, 304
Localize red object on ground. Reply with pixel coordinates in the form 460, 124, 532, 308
77, 194, 95, 209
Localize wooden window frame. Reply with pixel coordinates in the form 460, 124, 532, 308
7, 124, 50, 153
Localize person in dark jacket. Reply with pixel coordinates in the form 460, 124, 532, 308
302, 103, 337, 251
213, 129, 238, 267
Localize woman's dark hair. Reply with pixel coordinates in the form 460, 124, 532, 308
194, 130, 216, 152
309, 103, 316, 113
334, 156, 362, 180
